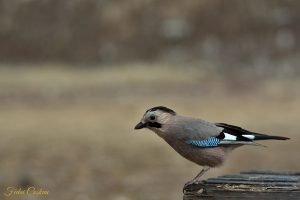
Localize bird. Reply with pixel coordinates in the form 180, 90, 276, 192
134, 106, 290, 192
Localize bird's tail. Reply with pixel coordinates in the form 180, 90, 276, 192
252, 134, 290, 141
215, 123, 290, 141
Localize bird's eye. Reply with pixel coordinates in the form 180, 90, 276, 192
150, 115, 156, 120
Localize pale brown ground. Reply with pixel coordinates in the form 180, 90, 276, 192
0, 64, 299, 200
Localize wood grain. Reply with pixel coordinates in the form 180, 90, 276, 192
183, 170, 300, 200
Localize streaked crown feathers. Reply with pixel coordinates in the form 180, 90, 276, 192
146, 106, 176, 115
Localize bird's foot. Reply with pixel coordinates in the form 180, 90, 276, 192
182, 179, 204, 193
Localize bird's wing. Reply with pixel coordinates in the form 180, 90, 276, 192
215, 123, 289, 140
183, 120, 262, 148
185, 122, 289, 148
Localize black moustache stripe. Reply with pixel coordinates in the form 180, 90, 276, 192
148, 122, 162, 128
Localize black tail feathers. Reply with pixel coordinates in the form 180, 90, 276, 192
253, 134, 290, 140
215, 123, 290, 141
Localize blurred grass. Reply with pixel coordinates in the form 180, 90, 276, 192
0, 64, 299, 200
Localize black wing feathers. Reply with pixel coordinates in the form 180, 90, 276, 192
215, 123, 289, 141
216, 123, 252, 141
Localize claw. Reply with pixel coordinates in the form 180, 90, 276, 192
183, 166, 210, 193
183, 180, 202, 193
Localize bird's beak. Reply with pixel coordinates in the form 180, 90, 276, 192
134, 122, 146, 129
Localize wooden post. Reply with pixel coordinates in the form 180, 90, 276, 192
183, 170, 300, 200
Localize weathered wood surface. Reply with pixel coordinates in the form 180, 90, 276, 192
183, 170, 300, 200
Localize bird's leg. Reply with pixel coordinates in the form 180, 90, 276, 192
183, 166, 210, 193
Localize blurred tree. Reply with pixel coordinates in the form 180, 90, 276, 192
0, 0, 299, 68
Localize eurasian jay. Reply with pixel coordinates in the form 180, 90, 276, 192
134, 106, 289, 192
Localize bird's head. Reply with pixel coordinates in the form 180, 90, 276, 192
134, 106, 176, 132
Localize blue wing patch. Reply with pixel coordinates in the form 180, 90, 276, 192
186, 137, 220, 147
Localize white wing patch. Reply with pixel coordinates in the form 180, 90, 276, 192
224, 133, 237, 141
223, 133, 255, 141
242, 134, 255, 140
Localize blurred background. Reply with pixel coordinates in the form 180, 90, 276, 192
0, 0, 299, 200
